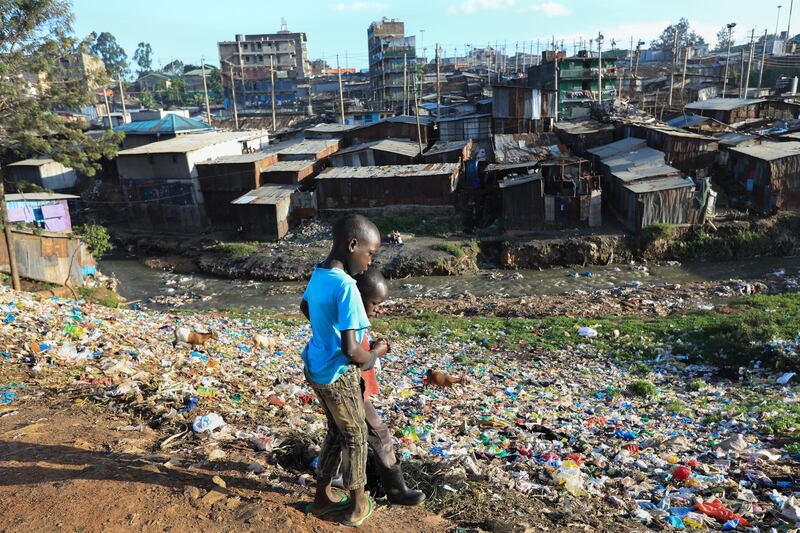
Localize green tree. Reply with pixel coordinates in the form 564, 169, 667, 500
72, 224, 113, 260
133, 42, 153, 75
88, 31, 128, 78
163, 59, 183, 75
165, 75, 186, 106
206, 71, 223, 103
651, 18, 706, 59
140, 90, 158, 109
715, 26, 734, 51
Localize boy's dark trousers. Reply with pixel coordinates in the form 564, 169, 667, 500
305, 366, 368, 490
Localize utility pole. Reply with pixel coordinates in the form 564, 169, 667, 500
103, 88, 113, 130
403, 53, 408, 115
597, 33, 603, 106
515, 42, 519, 74
270, 55, 277, 132
745, 29, 755, 98
787, 0, 795, 46
723, 23, 736, 97
0, 173, 20, 290
554, 43, 559, 123
739, 50, 746, 97
229, 65, 239, 130
668, 30, 679, 106
413, 77, 423, 156
117, 74, 127, 119
237, 40, 246, 111
759, 28, 768, 90
634, 40, 642, 95
681, 43, 690, 103
200, 58, 211, 125
435, 43, 441, 116
336, 54, 345, 125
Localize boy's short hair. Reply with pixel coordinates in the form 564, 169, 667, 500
355, 267, 388, 300
332, 214, 379, 247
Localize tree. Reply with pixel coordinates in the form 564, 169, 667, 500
88, 31, 128, 78
651, 18, 706, 59
715, 26, 734, 51
140, 90, 158, 109
163, 59, 183, 76
72, 224, 112, 260
165, 76, 186, 106
206, 72, 223, 104
133, 42, 153, 76
0, 0, 121, 289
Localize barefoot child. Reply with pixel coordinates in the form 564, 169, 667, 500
300, 214, 386, 527
354, 267, 425, 506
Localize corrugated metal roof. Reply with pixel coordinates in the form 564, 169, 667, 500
5, 193, 79, 201
587, 137, 648, 160
8, 158, 59, 167
614, 164, 682, 183
262, 160, 317, 172
317, 163, 458, 180
554, 120, 615, 135
434, 113, 492, 123
666, 114, 712, 128
603, 147, 668, 172
625, 176, 695, 194
685, 97, 765, 111
305, 123, 358, 133
498, 172, 543, 188
424, 140, 470, 156
231, 184, 298, 205
117, 131, 269, 155
729, 140, 800, 161
277, 139, 340, 156
486, 161, 539, 172
118, 114, 213, 135
334, 139, 420, 158
197, 152, 277, 165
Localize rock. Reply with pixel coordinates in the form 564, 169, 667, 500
717, 433, 749, 453
211, 475, 226, 489
207, 449, 226, 461
200, 489, 226, 506
247, 462, 265, 474
183, 485, 201, 500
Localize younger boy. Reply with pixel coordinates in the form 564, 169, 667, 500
354, 268, 425, 506
300, 214, 387, 527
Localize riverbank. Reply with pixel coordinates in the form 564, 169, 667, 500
111, 212, 800, 283
1, 285, 798, 531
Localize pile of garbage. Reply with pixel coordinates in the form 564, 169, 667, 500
1, 285, 798, 530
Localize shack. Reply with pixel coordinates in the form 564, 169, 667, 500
346, 116, 434, 146
315, 163, 460, 211
277, 139, 341, 161
554, 120, 615, 156
117, 114, 213, 149
684, 98, 765, 125
725, 140, 800, 211
260, 160, 319, 184
7, 158, 77, 192
499, 173, 545, 230
491, 84, 554, 134
196, 152, 279, 228
617, 122, 718, 175
5, 193, 78, 232
0, 228, 96, 286
303, 123, 358, 140
437, 114, 492, 142
329, 139, 420, 167
231, 184, 298, 240
422, 140, 473, 164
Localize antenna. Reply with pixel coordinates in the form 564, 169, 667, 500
280, 17, 288, 32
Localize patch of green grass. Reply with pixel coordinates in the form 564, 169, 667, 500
215, 242, 258, 259
627, 380, 658, 397
642, 223, 674, 243
431, 242, 466, 258
77, 287, 120, 309
630, 361, 651, 376
687, 379, 707, 391
665, 400, 686, 414
367, 213, 462, 238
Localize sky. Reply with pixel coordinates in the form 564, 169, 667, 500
71, 0, 791, 71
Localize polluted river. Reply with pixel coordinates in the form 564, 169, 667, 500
100, 255, 800, 311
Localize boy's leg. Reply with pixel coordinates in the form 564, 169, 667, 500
306, 376, 347, 515
319, 368, 370, 523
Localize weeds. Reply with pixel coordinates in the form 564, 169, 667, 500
215, 243, 258, 259
627, 380, 658, 397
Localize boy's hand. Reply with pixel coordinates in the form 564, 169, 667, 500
371, 338, 390, 357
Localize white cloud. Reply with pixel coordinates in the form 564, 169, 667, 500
517, 2, 571, 16
448, 0, 516, 15
332, 1, 388, 10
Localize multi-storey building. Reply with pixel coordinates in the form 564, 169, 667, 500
218, 22, 311, 108
367, 18, 417, 111
528, 50, 618, 118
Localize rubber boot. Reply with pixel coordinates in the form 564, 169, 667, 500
379, 464, 425, 506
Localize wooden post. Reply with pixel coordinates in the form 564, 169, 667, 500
270, 55, 277, 132
201, 58, 212, 125
337, 55, 345, 125
229, 65, 239, 130
0, 174, 20, 290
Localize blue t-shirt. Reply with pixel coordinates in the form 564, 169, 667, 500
302, 266, 370, 384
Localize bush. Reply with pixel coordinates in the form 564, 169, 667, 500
627, 380, 657, 397
73, 224, 113, 260
77, 287, 120, 308
216, 242, 258, 259
432, 242, 465, 258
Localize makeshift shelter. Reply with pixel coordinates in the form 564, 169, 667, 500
499, 173, 545, 230
231, 184, 298, 240
725, 140, 800, 211
329, 139, 420, 167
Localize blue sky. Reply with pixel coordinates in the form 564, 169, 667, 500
71, 0, 789, 70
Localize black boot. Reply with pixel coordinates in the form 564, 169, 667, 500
379, 464, 425, 506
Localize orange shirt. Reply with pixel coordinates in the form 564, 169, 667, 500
360, 332, 380, 399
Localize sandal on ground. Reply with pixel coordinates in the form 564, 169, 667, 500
340, 495, 375, 527
304, 491, 350, 517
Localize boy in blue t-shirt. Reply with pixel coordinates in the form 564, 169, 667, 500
300, 214, 388, 527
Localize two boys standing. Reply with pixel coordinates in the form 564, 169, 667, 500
300, 214, 423, 527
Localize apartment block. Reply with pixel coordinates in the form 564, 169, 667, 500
367, 18, 416, 111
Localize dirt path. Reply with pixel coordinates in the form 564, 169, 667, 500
0, 403, 450, 533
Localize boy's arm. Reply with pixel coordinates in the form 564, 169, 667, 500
341, 330, 388, 365
300, 299, 309, 321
